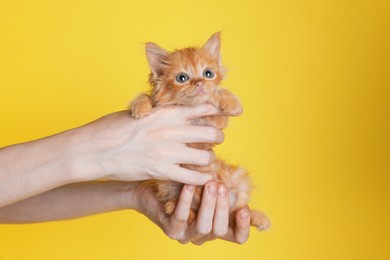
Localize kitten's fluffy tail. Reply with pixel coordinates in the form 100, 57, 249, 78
217, 160, 271, 231
222, 165, 252, 212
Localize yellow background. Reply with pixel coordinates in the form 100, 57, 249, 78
0, 0, 389, 259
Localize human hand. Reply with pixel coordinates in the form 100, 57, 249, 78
133, 181, 251, 245
69, 104, 232, 185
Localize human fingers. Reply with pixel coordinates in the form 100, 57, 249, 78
229, 207, 251, 244
212, 184, 229, 237
164, 185, 195, 240
175, 148, 215, 166
167, 166, 214, 186
181, 181, 217, 243
165, 126, 224, 144
192, 207, 252, 245
199, 207, 251, 245
191, 183, 229, 245
191, 233, 217, 246
181, 104, 221, 120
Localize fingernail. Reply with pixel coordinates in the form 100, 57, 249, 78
207, 183, 216, 196
240, 211, 249, 221
217, 185, 227, 198
186, 185, 195, 192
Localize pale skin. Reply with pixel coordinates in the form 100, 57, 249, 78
0, 181, 251, 244
0, 104, 251, 244
0, 105, 222, 208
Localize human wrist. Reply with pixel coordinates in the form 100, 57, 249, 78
62, 114, 143, 183
127, 181, 154, 213
32, 129, 86, 186
61, 126, 111, 182
119, 181, 143, 210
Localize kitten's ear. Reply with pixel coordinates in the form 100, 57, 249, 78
145, 42, 168, 76
202, 32, 221, 62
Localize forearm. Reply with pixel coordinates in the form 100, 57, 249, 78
0, 106, 225, 208
0, 129, 84, 208
0, 181, 138, 223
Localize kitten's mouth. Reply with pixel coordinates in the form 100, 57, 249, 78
196, 87, 206, 95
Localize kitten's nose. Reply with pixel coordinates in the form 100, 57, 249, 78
195, 80, 204, 88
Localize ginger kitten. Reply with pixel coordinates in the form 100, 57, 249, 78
130, 33, 270, 231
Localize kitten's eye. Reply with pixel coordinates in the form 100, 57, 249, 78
176, 73, 189, 83
203, 69, 215, 79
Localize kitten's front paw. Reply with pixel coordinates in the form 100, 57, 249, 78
217, 90, 243, 115
131, 103, 152, 119
221, 101, 243, 115
130, 94, 153, 119
250, 210, 271, 231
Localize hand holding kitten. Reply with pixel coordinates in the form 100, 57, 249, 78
69, 104, 239, 185
133, 180, 252, 245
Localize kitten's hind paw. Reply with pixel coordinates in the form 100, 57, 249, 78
164, 201, 177, 215
250, 210, 271, 231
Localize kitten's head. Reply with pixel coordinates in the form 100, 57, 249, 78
145, 32, 226, 105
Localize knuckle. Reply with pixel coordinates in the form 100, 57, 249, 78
196, 225, 212, 236
236, 236, 248, 245
149, 147, 168, 160
173, 215, 188, 223
150, 163, 170, 178
178, 239, 189, 245
213, 227, 228, 238
153, 107, 177, 121
165, 231, 181, 241
191, 241, 204, 246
